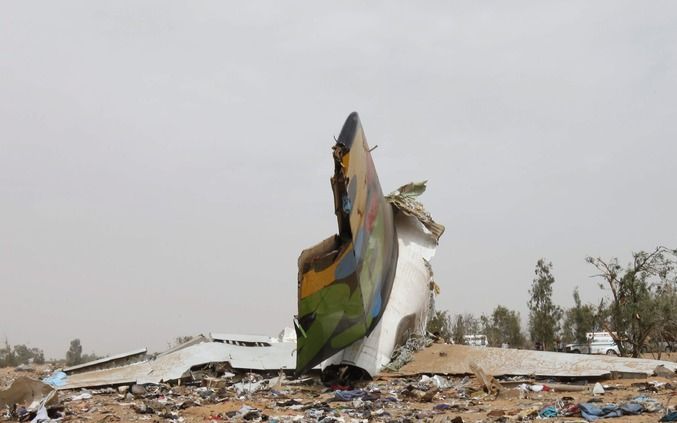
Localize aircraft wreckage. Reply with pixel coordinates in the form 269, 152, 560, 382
295, 112, 444, 379
43, 113, 675, 392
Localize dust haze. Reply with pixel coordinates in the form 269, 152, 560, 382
1, 1, 676, 358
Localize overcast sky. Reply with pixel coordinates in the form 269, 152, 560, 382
1, 1, 676, 359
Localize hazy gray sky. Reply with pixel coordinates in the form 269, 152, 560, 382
2, 1, 676, 359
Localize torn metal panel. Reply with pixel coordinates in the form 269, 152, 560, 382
296, 112, 399, 374
160, 335, 210, 356
59, 341, 297, 390
397, 344, 677, 378
386, 181, 445, 241
0, 377, 57, 410
63, 348, 147, 375
210, 333, 274, 346
322, 211, 439, 376
276, 327, 297, 343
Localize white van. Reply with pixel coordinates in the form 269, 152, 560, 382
464, 334, 488, 347
565, 332, 620, 355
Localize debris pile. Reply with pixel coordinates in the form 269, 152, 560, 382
1, 355, 675, 422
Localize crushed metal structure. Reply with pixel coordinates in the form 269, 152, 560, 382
296, 112, 445, 378
58, 332, 297, 390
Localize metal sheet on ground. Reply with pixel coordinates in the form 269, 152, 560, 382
0, 376, 56, 408
63, 348, 148, 374
396, 344, 677, 377
60, 342, 297, 390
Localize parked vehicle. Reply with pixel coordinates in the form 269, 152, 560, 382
464, 334, 488, 347
564, 332, 620, 356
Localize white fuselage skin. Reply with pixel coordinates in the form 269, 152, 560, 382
321, 212, 438, 376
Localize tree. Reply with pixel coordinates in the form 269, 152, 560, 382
649, 282, 677, 354
451, 315, 466, 344
81, 352, 101, 363
481, 305, 526, 348
586, 246, 677, 357
427, 310, 452, 341
9, 345, 46, 365
451, 313, 481, 344
561, 288, 602, 344
0, 339, 15, 367
66, 339, 83, 366
31, 348, 45, 365
12, 345, 33, 365
0, 341, 45, 367
527, 259, 563, 350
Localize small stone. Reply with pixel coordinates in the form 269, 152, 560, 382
131, 384, 146, 396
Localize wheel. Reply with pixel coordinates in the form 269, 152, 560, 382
606, 349, 618, 356
572, 349, 580, 354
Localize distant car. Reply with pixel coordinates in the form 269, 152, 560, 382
564, 332, 620, 356
565, 342, 620, 355
564, 343, 587, 354
464, 334, 488, 347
